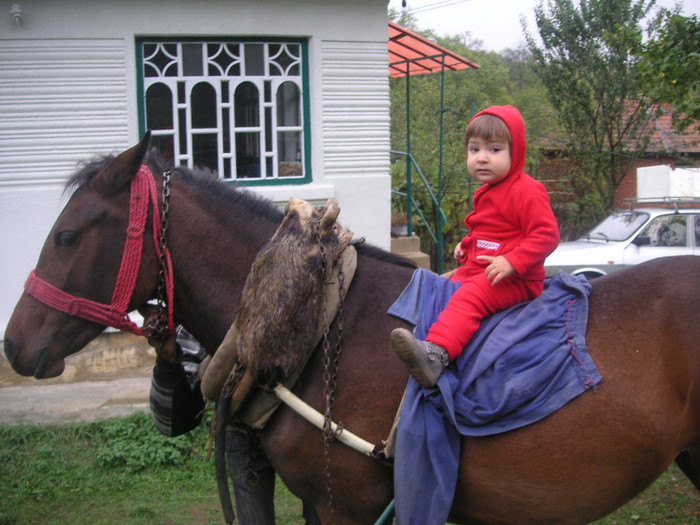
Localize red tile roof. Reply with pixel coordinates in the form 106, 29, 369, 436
640, 105, 700, 154
388, 21, 479, 78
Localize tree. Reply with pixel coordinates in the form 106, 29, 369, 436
638, 10, 700, 131
525, 0, 663, 223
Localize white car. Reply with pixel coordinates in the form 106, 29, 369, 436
544, 206, 700, 279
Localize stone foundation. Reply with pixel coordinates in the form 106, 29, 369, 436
0, 332, 155, 387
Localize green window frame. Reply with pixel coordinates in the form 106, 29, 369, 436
136, 37, 311, 185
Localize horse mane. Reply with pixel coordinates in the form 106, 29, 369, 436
352, 240, 417, 269
66, 153, 416, 269
170, 169, 284, 225
65, 153, 284, 224
65, 155, 114, 193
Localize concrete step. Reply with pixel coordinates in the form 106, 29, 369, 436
390, 235, 421, 253
398, 251, 431, 269
390, 235, 431, 270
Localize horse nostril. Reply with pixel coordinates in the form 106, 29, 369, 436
3, 337, 17, 365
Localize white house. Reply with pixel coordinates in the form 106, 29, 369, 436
0, 0, 391, 336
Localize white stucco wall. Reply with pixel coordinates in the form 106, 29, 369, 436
0, 0, 391, 335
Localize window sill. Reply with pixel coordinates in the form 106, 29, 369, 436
248, 183, 336, 208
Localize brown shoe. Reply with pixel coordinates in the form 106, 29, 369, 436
391, 328, 449, 387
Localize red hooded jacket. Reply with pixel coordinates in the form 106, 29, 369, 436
457, 105, 559, 281
427, 106, 560, 358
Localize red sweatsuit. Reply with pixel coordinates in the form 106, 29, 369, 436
427, 105, 560, 359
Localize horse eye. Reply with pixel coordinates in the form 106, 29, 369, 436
56, 231, 78, 247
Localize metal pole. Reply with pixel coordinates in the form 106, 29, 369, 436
373, 499, 395, 525
405, 61, 413, 237
436, 57, 446, 274
468, 101, 476, 213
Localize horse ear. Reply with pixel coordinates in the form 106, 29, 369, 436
92, 131, 151, 194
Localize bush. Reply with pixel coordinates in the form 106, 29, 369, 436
95, 411, 198, 473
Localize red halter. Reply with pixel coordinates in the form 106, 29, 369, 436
23, 165, 175, 336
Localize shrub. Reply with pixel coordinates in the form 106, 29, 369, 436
95, 412, 196, 473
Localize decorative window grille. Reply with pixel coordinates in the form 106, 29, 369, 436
137, 39, 309, 183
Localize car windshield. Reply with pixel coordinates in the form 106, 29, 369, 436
583, 211, 650, 242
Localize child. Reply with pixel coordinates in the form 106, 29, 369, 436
392, 105, 560, 387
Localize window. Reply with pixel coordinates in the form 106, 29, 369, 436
137, 39, 309, 184
589, 211, 650, 242
639, 215, 688, 247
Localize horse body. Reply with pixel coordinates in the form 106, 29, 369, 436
4, 137, 700, 524
449, 261, 700, 524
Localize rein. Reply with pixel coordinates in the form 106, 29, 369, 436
23, 165, 175, 337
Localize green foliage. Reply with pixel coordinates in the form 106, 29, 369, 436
525, 0, 660, 216
638, 9, 700, 130
388, 6, 419, 31
0, 415, 314, 524
94, 411, 197, 472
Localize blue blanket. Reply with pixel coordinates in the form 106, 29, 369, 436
388, 269, 601, 525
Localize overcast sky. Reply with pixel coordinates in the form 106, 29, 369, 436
388, 0, 700, 52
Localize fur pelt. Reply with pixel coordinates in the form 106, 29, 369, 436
234, 198, 352, 386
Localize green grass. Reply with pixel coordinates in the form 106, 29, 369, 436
0, 412, 306, 525
0, 412, 698, 524
592, 466, 700, 525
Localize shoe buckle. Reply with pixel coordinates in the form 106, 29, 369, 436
427, 346, 449, 367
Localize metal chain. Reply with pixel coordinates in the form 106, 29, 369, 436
318, 223, 336, 522
151, 169, 172, 341
318, 220, 347, 525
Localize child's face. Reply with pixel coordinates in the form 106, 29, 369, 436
466, 136, 511, 184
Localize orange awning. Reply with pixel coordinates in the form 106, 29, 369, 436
388, 20, 479, 78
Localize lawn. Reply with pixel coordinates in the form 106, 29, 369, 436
0, 412, 697, 524
0, 412, 304, 525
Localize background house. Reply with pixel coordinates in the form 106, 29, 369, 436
0, 0, 391, 336
532, 104, 700, 241
612, 108, 700, 207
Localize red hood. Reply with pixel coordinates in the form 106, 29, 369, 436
469, 105, 527, 181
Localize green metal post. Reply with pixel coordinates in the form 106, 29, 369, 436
468, 101, 476, 213
405, 61, 413, 237
436, 57, 446, 274
373, 499, 395, 525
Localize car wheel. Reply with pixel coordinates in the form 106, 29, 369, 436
578, 271, 605, 280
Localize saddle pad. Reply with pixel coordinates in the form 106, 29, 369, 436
388, 269, 601, 525
236, 244, 357, 429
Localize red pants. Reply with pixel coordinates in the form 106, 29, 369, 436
427, 268, 543, 360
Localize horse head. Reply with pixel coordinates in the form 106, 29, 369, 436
4, 133, 162, 378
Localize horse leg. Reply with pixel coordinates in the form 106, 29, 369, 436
675, 449, 700, 492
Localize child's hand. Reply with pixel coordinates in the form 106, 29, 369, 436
476, 255, 514, 285
454, 244, 465, 261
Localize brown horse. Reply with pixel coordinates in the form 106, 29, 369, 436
4, 135, 700, 524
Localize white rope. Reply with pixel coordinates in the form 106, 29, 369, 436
273, 384, 377, 457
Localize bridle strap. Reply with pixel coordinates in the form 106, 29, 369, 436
111, 165, 151, 314
24, 269, 146, 334
23, 166, 174, 336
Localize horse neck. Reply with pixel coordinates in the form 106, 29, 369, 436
166, 182, 280, 352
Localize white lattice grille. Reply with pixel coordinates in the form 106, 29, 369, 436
140, 40, 306, 181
